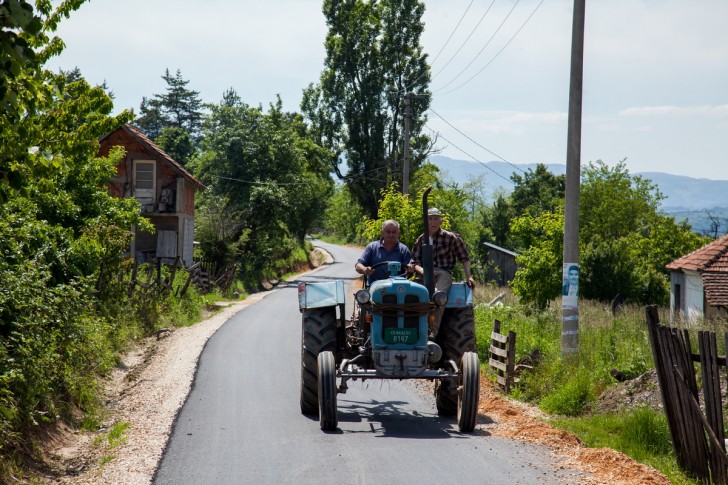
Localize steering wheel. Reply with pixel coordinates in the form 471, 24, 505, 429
369, 260, 410, 279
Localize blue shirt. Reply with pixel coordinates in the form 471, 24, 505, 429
357, 239, 412, 285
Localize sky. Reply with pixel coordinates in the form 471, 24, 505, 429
47, 0, 728, 181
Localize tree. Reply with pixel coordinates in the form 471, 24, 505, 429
135, 96, 165, 139
510, 209, 565, 310
156, 126, 195, 166
482, 193, 514, 249
191, 91, 334, 282
135, 68, 203, 153
510, 164, 565, 217
158, 68, 203, 138
1, 0, 152, 460
509, 161, 709, 307
302, 0, 431, 219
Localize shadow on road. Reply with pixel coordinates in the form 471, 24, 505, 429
332, 398, 491, 439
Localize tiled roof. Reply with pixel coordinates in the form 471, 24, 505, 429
100, 124, 205, 190
666, 234, 728, 273
702, 272, 728, 307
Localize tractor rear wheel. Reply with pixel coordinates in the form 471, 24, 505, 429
435, 306, 476, 416
318, 351, 338, 430
457, 351, 480, 432
300, 307, 337, 415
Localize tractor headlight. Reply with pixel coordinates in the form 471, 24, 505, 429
432, 291, 448, 306
355, 289, 371, 304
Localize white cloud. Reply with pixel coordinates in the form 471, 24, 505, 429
619, 105, 728, 117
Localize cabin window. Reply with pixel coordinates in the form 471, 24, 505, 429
133, 160, 156, 205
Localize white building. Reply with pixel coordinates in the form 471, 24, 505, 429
666, 234, 728, 321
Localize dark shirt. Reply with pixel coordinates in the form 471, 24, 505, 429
412, 229, 469, 273
357, 239, 412, 285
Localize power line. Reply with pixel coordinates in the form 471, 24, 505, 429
399, 0, 479, 95
437, 0, 546, 96
434, 0, 520, 93
216, 175, 312, 186
428, 0, 475, 68
428, 107, 525, 174
217, 167, 391, 187
430, 0, 497, 83
425, 125, 514, 185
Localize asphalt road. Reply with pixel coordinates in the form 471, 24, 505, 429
154, 240, 583, 484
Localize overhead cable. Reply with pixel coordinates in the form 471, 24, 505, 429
428, 0, 475, 68
428, 107, 524, 174
399, 0, 479, 95
425, 125, 514, 185
436, 0, 546, 96
430, 0, 497, 83
434, 0, 521, 93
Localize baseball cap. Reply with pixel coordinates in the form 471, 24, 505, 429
428, 207, 442, 216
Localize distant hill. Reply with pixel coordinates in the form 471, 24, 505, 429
429, 155, 728, 235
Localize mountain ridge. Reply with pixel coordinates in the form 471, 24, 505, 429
430, 155, 727, 211
429, 155, 728, 235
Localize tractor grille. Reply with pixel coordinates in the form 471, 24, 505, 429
381, 294, 398, 331
404, 294, 419, 329
379, 294, 421, 345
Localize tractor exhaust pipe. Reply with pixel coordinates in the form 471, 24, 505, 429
421, 187, 435, 298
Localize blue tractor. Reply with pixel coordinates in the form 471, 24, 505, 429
297, 190, 479, 431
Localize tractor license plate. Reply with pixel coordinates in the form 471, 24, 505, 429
384, 328, 417, 344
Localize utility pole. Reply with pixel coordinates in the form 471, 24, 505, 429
403, 92, 411, 195
562, 0, 585, 355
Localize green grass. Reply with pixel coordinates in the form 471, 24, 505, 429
473, 286, 710, 484
92, 420, 131, 468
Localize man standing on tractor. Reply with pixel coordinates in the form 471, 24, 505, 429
411, 208, 475, 337
355, 219, 413, 286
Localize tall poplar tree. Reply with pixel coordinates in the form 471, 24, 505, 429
302, 0, 431, 218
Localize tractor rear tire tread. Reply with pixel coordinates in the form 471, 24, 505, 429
436, 306, 476, 416
300, 307, 337, 415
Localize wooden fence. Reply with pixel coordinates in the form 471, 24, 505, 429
120, 257, 234, 299
646, 305, 728, 483
489, 319, 517, 393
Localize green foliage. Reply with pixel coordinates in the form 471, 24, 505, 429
509, 209, 564, 309
479, 193, 513, 248
156, 126, 195, 166
0, 4, 214, 474
191, 92, 333, 286
510, 164, 565, 218
321, 185, 366, 243
475, 299, 654, 411
476, 292, 703, 482
361, 184, 422, 248
508, 161, 709, 306
303, 0, 431, 218
135, 68, 203, 142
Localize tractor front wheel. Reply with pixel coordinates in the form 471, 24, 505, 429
457, 351, 480, 432
318, 351, 338, 430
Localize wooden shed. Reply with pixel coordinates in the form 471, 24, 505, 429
666, 234, 728, 321
99, 124, 205, 267
482, 242, 518, 287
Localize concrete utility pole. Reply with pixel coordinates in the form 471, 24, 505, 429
403, 92, 411, 195
562, 0, 586, 355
